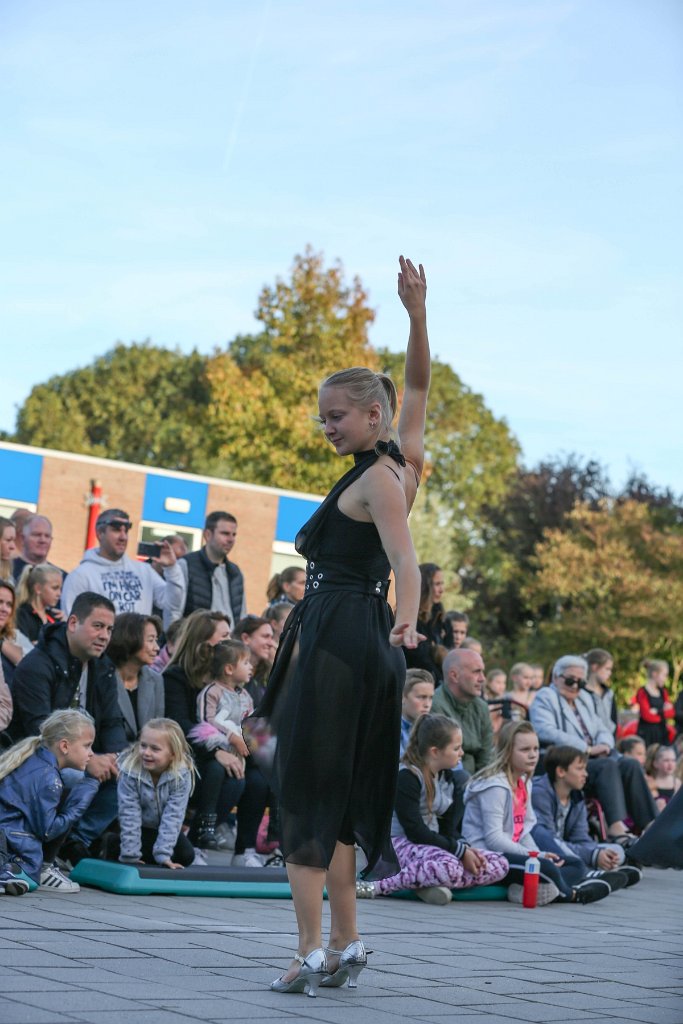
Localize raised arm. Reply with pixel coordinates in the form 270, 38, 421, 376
396, 256, 430, 478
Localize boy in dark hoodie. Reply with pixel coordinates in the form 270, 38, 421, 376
531, 745, 641, 887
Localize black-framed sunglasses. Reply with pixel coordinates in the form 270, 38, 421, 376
560, 675, 583, 688
106, 520, 132, 531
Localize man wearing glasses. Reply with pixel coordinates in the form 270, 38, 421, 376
61, 509, 185, 622
529, 655, 657, 847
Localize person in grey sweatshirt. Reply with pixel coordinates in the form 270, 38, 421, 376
113, 718, 196, 868
463, 721, 618, 904
61, 510, 185, 625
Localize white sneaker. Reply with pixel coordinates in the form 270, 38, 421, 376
232, 848, 264, 868
506, 881, 560, 906
39, 863, 80, 893
215, 822, 237, 851
416, 885, 452, 905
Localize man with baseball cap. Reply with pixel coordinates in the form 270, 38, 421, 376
61, 509, 185, 621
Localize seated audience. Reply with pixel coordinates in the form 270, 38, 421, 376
12, 515, 64, 583
463, 722, 617, 905
163, 611, 267, 859
404, 563, 453, 683
264, 567, 306, 609
0, 580, 33, 688
400, 668, 435, 756
9, 592, 124, 866
583, 648, 617, 738
529, 655, 657, 842
263, 603, 291, 645
444, 610, 469, 649
432, 648, 493, 774
528, 663, 545, 691
179, 511, 246, 624
635, 659, 675, 746
16, 563, 64, 644
357, 714, 508, 905
531, 745, 639, 886
618, 735, 647, 765
509, 663, 536, 710
61, 509, 184, 624
151, 619, 183, 674
0, 516, 17, 582
107, 613, 165, 741
645, 745, 681, 811
0, 663, 13, 748
484, 668, 524, 736
0, 709, 99, 895
112, 719, 196, 868
235, 616, 276, 708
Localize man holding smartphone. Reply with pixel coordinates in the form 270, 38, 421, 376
61, 509, 185, 622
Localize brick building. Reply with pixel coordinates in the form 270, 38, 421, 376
0, 441, 321, 613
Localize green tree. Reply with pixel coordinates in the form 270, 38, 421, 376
15, 342, 211, 471
524, 500, 683, 696
380, 350, 520, 605
204, 247, 378, 492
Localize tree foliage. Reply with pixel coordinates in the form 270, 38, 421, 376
15, 343, 211, 471
524, 500, 683, 693
204, 247, 378, 492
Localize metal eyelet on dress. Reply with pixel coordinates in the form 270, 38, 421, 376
313, 581, 319, 589
310, 561, 315, 569
317, 573, 323, 579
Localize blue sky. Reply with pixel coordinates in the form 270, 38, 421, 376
2, 0, 681, 491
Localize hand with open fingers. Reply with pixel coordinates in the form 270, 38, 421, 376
397, 255, 427, 317
389, 622, 426, 649
162, 860, 184, 870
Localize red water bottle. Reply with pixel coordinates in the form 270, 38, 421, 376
522, 851, 540, 908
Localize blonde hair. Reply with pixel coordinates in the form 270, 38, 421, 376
642, 658, 669, 679
0, 709, 95, 781
471, 720, 538, 789
320, 367, 398, 434
0, 578, 18, 641
0, 516, 15, 581
118, 718, 196, 790
16, 562, 62, 607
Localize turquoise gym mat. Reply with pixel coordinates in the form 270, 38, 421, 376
71, 859, 507, 900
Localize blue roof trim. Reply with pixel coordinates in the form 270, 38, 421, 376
275, 495, 321, 544
142, 473, 208, 529
0, 449, 43, 504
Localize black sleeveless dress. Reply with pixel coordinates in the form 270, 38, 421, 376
254, 448, 406, 880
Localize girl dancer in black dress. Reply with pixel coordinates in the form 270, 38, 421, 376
261, 256, 430, 997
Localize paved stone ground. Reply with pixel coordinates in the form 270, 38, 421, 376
1, 868, 682, 1024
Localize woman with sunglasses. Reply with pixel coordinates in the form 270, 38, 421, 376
529, 655, 657, 846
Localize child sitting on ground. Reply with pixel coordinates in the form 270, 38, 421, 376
400, 669, 435, 755
357, 714, 508, 905
618, 735, 647, 766
463, 721, 621, 905
645, 744, 681, 811
0, 709, 99, 895
114, 718, 196, 869
531, 745, 640, 887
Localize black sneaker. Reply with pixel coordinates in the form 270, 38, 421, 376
597, 870, 629, 892
572, 879, 612, 904
617, 865, 643, 887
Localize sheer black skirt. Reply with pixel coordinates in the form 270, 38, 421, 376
251, 587, 404, 881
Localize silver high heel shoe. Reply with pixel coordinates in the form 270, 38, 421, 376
270, 948, 328, 997
319, 939, 367, 989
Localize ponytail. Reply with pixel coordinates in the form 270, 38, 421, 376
402, 713, 461, 815
0, 708, 95, 782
